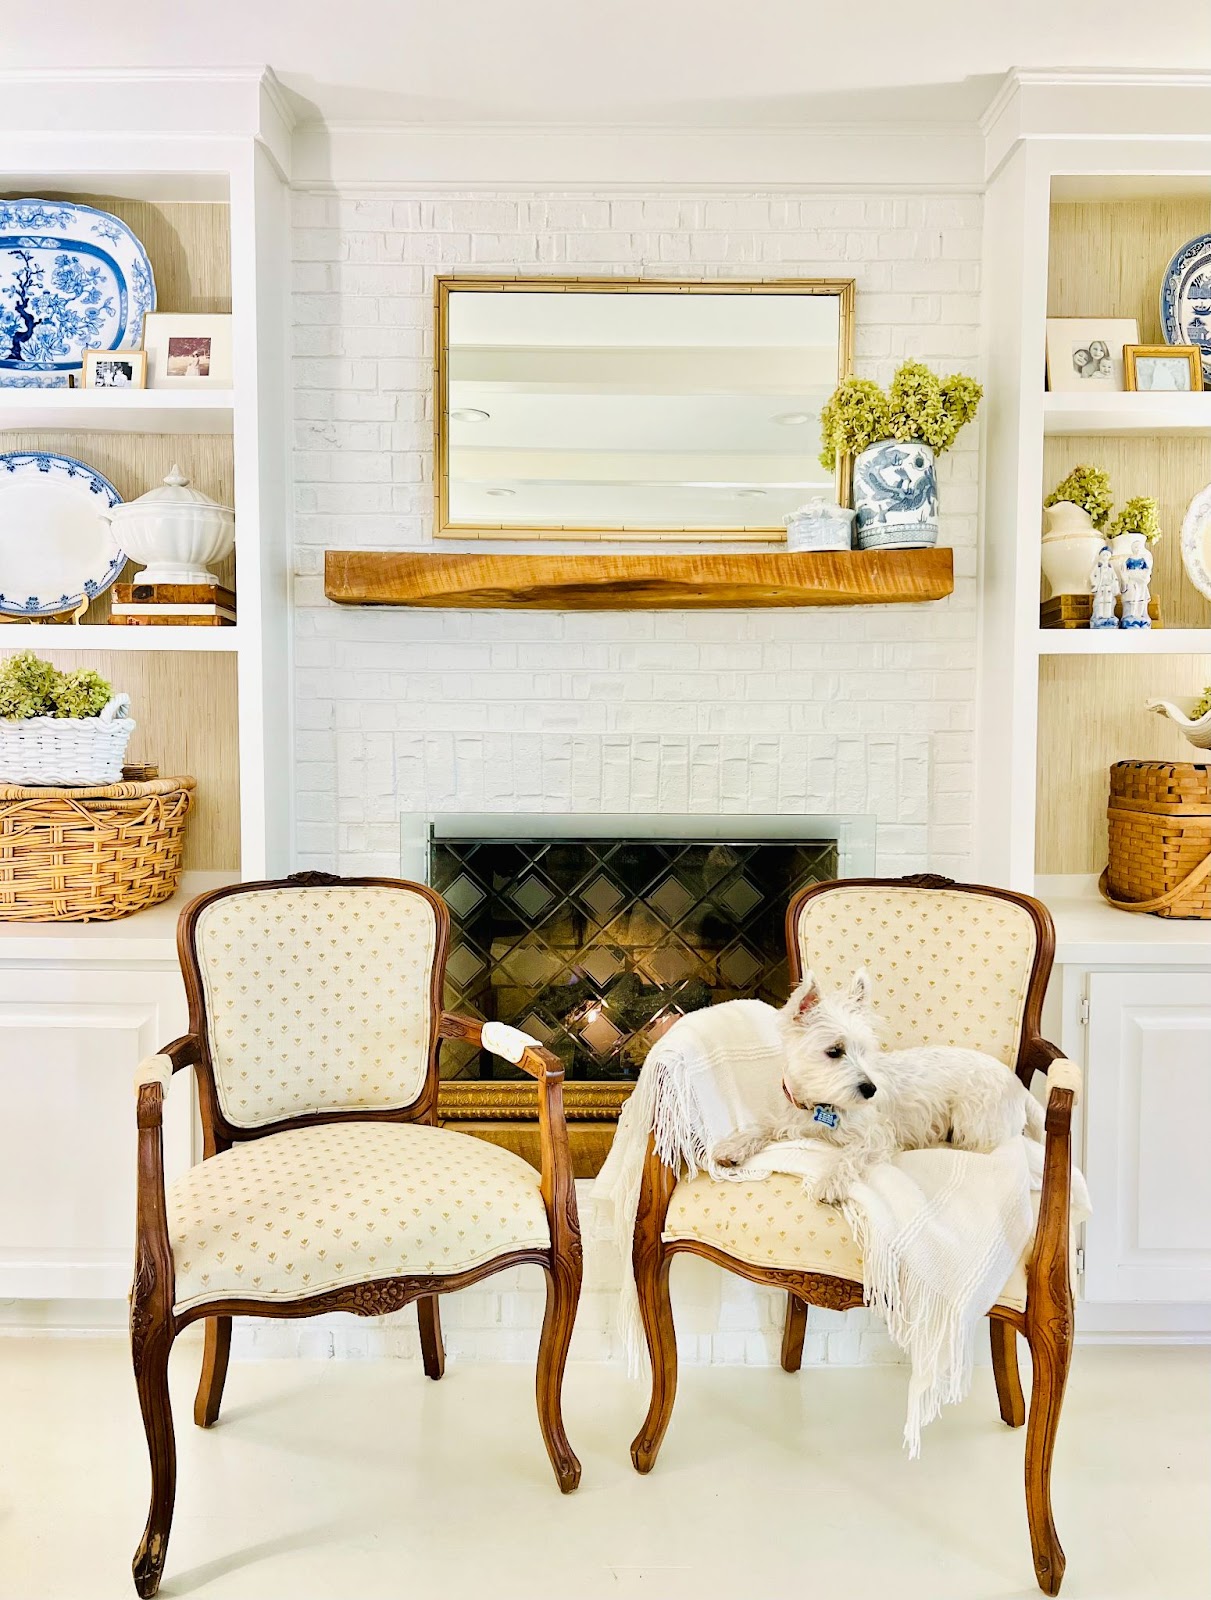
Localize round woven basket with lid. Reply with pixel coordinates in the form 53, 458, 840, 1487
0, 776, 196, 922
1100, 761, 1211, 919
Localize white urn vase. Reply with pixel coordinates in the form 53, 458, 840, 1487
1040, 501, 1104, 596
99, 464, 235, 586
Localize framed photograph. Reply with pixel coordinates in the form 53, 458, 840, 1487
81, 349, 146, 389
142, 313, 232, 389
1045, 318, 1140, 392
1124, 344, 1204, 393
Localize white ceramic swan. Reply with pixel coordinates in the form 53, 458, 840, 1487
1147, 695, 1211, 750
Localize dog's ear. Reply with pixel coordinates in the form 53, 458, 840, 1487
785, 974, 822, 1026
848, 968, 873, 1008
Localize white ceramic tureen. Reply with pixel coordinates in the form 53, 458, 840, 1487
99, 464, 235, 585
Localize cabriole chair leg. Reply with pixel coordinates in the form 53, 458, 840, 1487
781, 1294, 808, 1373
194, 1315, 232, 1428
536, 1257, 582, 1491
131, 1317, 177, 1599
417, 1294, 446, 1380
990, 1317, 1025, 1428
629, 1247, 677, 1473
1025, 1321, 1073, 1595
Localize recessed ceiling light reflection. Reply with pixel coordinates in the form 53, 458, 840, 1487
484, 487, 516, 497
773, 411, 812, 426
452, 407, 491, 423
735, 488, 767, 498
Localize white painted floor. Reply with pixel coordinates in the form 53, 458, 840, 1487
2, 1340, 1207, 1600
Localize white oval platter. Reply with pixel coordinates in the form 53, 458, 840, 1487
1180, 480, 1211, 604
0, 199, 155, 386
0, 451, 125, 616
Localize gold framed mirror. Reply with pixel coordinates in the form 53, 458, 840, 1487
434, 277, 855, 542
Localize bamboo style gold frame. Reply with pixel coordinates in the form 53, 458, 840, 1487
434, 276, 856, 542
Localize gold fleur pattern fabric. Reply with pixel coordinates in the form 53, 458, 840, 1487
194, 886, 437, 1128
168, 1121, 550, 1313
794, 887, 1037, 1067
663, 1172, 1033, 1312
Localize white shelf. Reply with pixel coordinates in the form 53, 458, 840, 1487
0, 870, 238, 963
1036, 875, 1211, 967
1043, 392, 1211, 437
0, 623, 239, 652
1036, 628, 1211, 655
0, 389, 234, 435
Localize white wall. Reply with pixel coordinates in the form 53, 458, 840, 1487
280, 183, 983, 1364
291, 188, 981, 884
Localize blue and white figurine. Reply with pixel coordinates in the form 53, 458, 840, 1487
0, 200, 155, 387
852, 440, 939, 550
1089, 544, 1120, 629
1120, 534, 1153, 630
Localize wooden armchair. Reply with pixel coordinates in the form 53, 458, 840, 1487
129, 872, 582, 1598
629, 874, 1081, 1596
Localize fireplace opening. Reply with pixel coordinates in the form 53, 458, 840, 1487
409, 815, 876, 1088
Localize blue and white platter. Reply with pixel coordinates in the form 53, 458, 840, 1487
1180, 480, 1211, 603
0, 200, 155, 387
0, 451, 125, 616
1160, 232, 1211, 384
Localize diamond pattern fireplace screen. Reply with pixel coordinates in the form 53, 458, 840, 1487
431, 834, 841, 1085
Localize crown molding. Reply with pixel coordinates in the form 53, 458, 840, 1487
291, 120, 984, 193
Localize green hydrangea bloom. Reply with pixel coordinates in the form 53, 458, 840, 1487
1109, 496, 1161, 546
1192, 685, 1211, 721
0, 652, 60, 720
50, 667, 114, 720
818, 377, 891, 470
820, 362, 982, 468
1045, 465, 1114, 530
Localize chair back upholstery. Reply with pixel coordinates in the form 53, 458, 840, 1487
786, 877, 1053, 1079
183, 876, 447, 1132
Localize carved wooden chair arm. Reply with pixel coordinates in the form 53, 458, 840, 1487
1028, 1045, 1078, 1306
438, 1013, 577, 1236
133, 1036, 200, 1126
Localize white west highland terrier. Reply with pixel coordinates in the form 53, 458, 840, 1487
712, 970, 1045, 1205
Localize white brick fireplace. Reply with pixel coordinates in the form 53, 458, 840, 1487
281, 183, 983, 1365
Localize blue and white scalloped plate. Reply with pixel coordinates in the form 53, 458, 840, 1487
0, 452, 125, 616
1160, 232, 1211, 385
0, 200, 155, 387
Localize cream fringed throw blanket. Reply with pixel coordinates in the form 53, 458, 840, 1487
590, 999, 1091, 1456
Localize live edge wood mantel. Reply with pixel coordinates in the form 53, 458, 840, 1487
323, 549, 955, 611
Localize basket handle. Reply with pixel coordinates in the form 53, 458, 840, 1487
1099, 850, 1211, 914
99, 694, 132, 725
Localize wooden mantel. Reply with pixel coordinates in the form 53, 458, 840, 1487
324, 548, 954, 610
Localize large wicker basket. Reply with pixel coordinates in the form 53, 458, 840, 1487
1100, 761, 1211, 919
0, 777, 195, 923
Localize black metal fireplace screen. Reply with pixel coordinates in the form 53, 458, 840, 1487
431, 836, 838, 1084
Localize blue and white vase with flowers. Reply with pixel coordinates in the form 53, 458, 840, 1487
818, 362, 982, 552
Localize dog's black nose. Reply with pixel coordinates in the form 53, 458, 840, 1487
857, 1080, 877, 1099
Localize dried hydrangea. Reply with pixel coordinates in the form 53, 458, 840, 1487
1109, 496, 1161, 546
818, 377, 891, 470
0, 651, 60, 720
50, 666, 113, 719
1192, 684, 1211, 721
820, 362, 982, 468
1045, 465, 1114, 529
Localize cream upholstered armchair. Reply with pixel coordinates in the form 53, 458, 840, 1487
129, 873, 581, 1598
629, 874, 1081, 1597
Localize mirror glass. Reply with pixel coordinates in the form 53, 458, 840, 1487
439, 282, 851, 537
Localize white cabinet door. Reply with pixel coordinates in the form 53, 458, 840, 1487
0, 964, 192, 1299
1085, 969, 1211, 1303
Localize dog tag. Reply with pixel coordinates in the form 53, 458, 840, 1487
812, 1104, 840, 1129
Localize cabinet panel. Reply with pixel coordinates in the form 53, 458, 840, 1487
0, 966, 191, 1299
1085, 970, 1211, 1303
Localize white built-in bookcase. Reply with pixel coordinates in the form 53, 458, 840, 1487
977, 78, 1211, 903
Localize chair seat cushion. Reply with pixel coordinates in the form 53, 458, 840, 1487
663, 1172, 1036, 1313
168, 1121, 550, 1313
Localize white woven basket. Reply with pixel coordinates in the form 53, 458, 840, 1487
0, 695, 136, 786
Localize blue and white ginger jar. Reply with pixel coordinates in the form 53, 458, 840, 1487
852, 439, 939, 550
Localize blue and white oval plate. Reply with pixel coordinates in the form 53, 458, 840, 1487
0, 451, 125, 617
1160, 231, 1211, 385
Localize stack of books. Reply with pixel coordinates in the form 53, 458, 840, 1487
109, 582, 236, 627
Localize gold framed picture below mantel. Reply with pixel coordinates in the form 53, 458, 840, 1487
434, 275, 856, 543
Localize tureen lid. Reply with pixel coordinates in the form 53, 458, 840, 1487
109, 464, 234, 518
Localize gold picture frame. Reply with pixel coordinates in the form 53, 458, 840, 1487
80, 348, 146, 389
434, 276, 856, 542
1123, 344, 1204, 393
